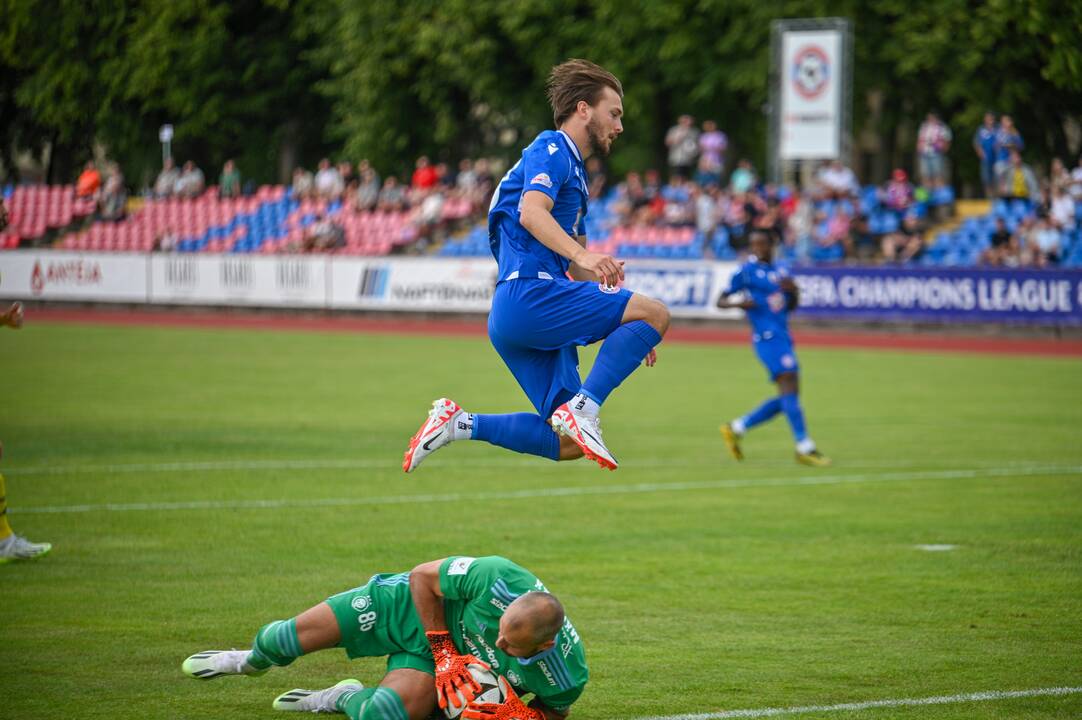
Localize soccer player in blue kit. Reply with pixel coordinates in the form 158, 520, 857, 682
716, 231, 831, 466
404, 59, 670, 472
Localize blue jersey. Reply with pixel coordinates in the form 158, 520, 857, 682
727, 259, 793, 341
488, 130, 589, 282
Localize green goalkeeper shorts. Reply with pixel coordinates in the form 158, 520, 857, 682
325, 572, 435, 676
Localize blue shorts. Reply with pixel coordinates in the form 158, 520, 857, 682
754, 335, 800, 381
488, 278, 633, 417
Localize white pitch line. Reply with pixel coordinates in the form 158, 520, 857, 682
13, 465, 1081, 515
2, 456, 1070, 477
636, 685, 1082, 720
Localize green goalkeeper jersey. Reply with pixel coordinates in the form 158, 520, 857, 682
439, 555, 588, 712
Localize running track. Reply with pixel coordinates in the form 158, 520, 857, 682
26, 306, 1082, 358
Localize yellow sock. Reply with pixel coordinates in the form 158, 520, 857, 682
0, 473, 12, 540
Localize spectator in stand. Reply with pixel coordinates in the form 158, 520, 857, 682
314, 158, 343, 200
585, 156, 607, 200
154, 157, 180, 198
883, 168, 914, 218
880, 211, 924, 264
815, 158, 858, 199
471, 158, 495, 204
304, 212, 346, 252
822, 204, 853, 257
98, 162, 126, 221
980, 216, 1014, 266
973, 112, 998, 198
665, 114, 699, 179
997, 149, 1039, 203
724, 191, 754, 251
729, 159, 757, 195
292, 166, 314, 199
76, 161, 101, 199
219, 159, 241, 198
993, 115, 1024, 178
661, 175, 693, 226
377, 176, 407, 212
1049, 185, 1076, 231
175, 161, 205, 199
355, 165, 381, 212
696, 119, 727, 187
1048, 157, 1071, 194
1026, 212, 1061, 266
455, 158, 477, 195
786, 192, 815, 263
916, 111, 952, 188
694, 184, 718, 245
0, 196, 8, 232
1070, 153, 1082, 202
411, 155, 438, 192
338, 161, 357, 195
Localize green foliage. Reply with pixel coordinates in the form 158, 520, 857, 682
1, 0, 1079, 185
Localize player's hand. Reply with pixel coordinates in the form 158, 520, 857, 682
778, 277, 797, 292
573, 249, 624, 287
427, 631, 489, 711
463, 678, 545, 720
1, 302, 23, 329
644, 348, 657, 367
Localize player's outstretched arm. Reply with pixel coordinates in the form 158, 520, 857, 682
410, 560, 489, 712
520, 191, 623, 286
778, 277, 800, 310
716, 292, 755, 310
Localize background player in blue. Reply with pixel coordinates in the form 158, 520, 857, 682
403, 59, 670, 472
716, 231, 831, 467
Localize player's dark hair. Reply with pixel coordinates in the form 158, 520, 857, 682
547, 59, 623, 127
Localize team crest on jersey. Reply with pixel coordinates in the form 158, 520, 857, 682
351, 595, 370, 612
548, 143, 559, 155
530, 173, 553, 188
598, 282, 619, 294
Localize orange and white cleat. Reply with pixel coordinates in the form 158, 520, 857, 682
403, 398, 464, 473
550, 403, 618, 470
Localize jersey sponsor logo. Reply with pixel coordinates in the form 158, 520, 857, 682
548, 143, 559, 155
490, 597, 508, 611
561, 639, 574, 658
530, 173, 553, 189
448, 557, 475, 575
351, 595, 371, 612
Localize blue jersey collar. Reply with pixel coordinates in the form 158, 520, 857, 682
557, 130, 583, 163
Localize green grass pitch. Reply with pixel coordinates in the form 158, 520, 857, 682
2, 320, 1081, 719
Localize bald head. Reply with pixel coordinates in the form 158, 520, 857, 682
503, 592, 565, 647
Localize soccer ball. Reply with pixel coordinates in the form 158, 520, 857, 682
444, 664, 506, 719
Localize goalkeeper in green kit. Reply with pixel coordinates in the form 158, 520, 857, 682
182, 556, 587, 720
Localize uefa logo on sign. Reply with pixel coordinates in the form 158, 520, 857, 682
791, 45, 830, 99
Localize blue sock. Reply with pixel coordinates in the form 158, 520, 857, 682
779, 393, 808, 442
580, 320, 662, 405
473, 413, 560, 460
741, 397, 783, 431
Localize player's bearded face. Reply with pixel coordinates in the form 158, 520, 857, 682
586, 114, 610, 156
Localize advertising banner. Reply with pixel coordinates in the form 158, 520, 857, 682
149, 255, 326, 306
0, 250, 147, 302
791, 266, 1082, 325
329, 257, 498, 312
779, 28, 844, 160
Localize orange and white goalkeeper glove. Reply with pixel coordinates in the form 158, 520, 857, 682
427, 630, 490, 712
463, 678, 546, 720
